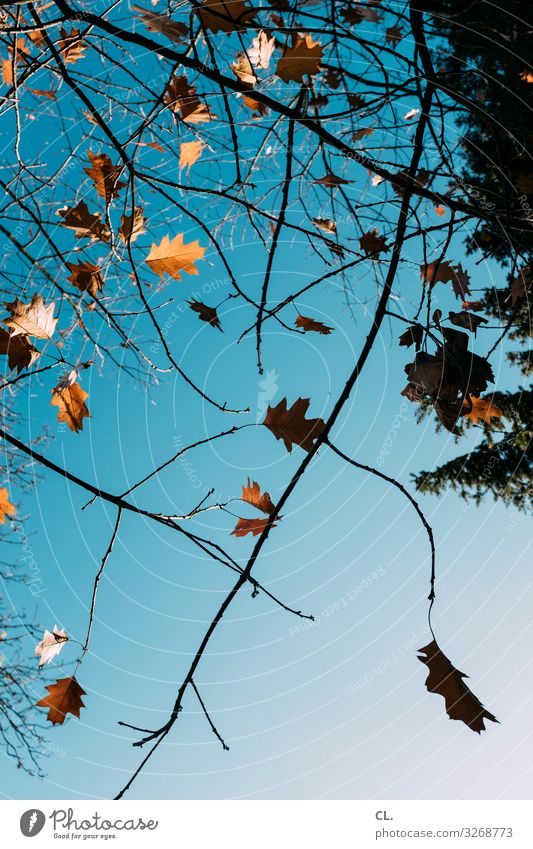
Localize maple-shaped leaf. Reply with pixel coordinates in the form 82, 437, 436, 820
449, 310, 488, 335
241, 478, 275, 514
36, 676, 86, 725
51, 382, 90, 432
276, 34, 323, 83
84, 151, 125, 203
133, 4, 188, 42
359, 229, 389, 255
188, 298, 222, 331
232, 517, 274, 537
4, 294, 57, 339
295, 314, 333, 335
57, 201, 110, 242
463, 395, 503, 424
0, 488, 15, 524
35, 626, 68, 666
232, 52, 256, 87
312, 217, 336, 234
146, 234, 206, 281
67, 261, 104, 297
164, 75, 216, 124
0, 327, 40, 372
180, 140, 205, 170
118, 206, 146, 244
386, 25, 403, 47
248, 30, 275, 68
399, 323, 423, 350
313, 173, 352, 188
263, 397, 325, 453
420, 260, 471, 299
341, 5, 363, 25
418, 640, 498, 733
198, 0, 254, 33
59, 27, 86, 65
242, 95, 268, 118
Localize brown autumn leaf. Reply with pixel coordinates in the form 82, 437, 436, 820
418, 640, 498, 733
263, 397, 325, 453
179, 140, 205, 170
312, 217, 336, 234
84, 151, 125, 203
248, 30, 276, 69
29, 88, 57, 100
420, 260, 471, 299
448, 310, 488, 335
198, 0, 254, 34
57, 201, 111, 242
59, 28, 86, 65
118, 206, 146, 244
313, 173, 352, 188
146, 234, 206, 281
399, 323, 423, 350
341, 5, 363, 25
2, 58, 13, 87
4, 294, 57, 339
67, 261, 104, 297
231, 52, 256, 87
463, 395, 503, 424
0, 328, 40, 372
133, 4, 188, 42
242, 95, 268, 118
461, 300, 484, 312
276, 34, 323, 83
385, 24, 403, 47
359, 228, 389, 255
232, 517, 274, 538
353, 126, 374, 141
36, 676, 86, 725
295, 314, 333, 335
0, 488, 16, 524
241, 478, 275, 515
164, 75, 216, 124
188, 298, 222, 331
51, 382, 90, 432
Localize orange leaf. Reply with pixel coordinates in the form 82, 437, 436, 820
241, 478, 275, 515
84, 151, 125, 202
67, 261, 104, 297
36, 676, 86, 725
51, 382, 90, 432
263, 397, 325, 453
276, 34, 323, 83
232, 517, 274, 538
146, 234, 205, 281
0, 488, 15, 524
463, 395, 503, 424
295, 314, 333, 335
179, 140, 205, 170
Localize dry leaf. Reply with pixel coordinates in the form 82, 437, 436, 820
399, 323, 423, 350
232, 517, 274, 537
295, 314, 333, 335
57, 201, 110, 242
448, 310, 488, 335
55, 360, 92, 393
359, 228, 389, 255
386, 25, 403, 47
418, 640, 498, 733
463, 396, 503, 424
241, 478, 275, 514
4, 294, 57, 339
34, 626, 68, 666
232, 52, 256, 87
248, 30, 275, 68
84, 151, 125, 203
36, 676, 86, 725
67, 261, 103, 297
29, 88, 57, 100
0, 488, 15, 524
353, 126, 373, 141
242, 95, 268, 118
263, 397, 325, 453
188, 298, 222, 331
404, 107, 420, 120
313, 173, 352, 188
146, 234, 206, 281
119, 206, 146, 243
198, 0, 254, 33
461, 300, 484, 312
420, 260, 471, 299
133, 4, 188, 42
0, 328, 40, 372
165, 75, 216, 123
180, 140, 205, 170
59, 28, 86, 65
312, 217, 337, 234
51, 382, 90, 432
276, 34, 323, 83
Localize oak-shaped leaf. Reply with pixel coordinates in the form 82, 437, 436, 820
57, 201, 111, 242
0, 328, 40, 372
420, 260, 471, 299
67, 261, 104, 297
248, 30, 275, 69
84, 151, 125, 203
418, 640, 498, 733
0, 488, 15, 524
198, 0, 254, 34
312, 217, 336, 234
59, 28, 86, 65
165, 75, 216, 124
449, 310, 488, 335
51, 382, 90, 433
295, 314, 333, 335
4, 294, 57, 339
276, 34, 323, 83
263, 397, 325, 453
188, 299, 222, 331
118, 206, 146, 244
232, 517, 274, 538
146, 234, 205, 281
386, 25, 403, 47
359, 229, 389, 255
133, 4, 188, 42
399, 323, 423, 350
36, 676, 86, 725
463, 395, 503, 424
241, 478, 275, 515
179, 141, 205, 170
35, 626, 68, 667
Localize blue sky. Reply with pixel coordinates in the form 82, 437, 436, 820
0, 5, 531, 801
